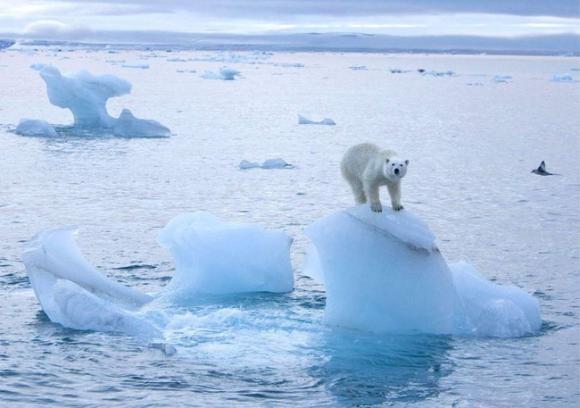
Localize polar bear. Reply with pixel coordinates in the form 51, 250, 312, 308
341, 143, 409, 212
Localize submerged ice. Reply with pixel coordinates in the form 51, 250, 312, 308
305, 205, 541, 338
28, 64, 170, 137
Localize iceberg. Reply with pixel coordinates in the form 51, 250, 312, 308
158, 212, 294, 297
304, 205, 541, 338
201, 67, 240, 80
239, 160, 261, 170
32, 64, 131, 128
298, 115, 336, 126
112, 109, 170, 138
15, 119, 57, 137
21, 228, 159, 338
28, 64, 170, 137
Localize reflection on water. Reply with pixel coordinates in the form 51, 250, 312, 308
314, 331, 453, 406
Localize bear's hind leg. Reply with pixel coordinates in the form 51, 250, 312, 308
351, 180, 367, 204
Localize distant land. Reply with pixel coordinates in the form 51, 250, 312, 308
1, 32, 578, 56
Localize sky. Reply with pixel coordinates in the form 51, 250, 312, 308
0, 0, 578, 41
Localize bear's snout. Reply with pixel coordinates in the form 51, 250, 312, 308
394, 168, 400, 175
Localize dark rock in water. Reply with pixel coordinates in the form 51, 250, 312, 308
531, 161, 559, 176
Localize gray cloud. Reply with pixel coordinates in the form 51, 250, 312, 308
61, 0, 580, 18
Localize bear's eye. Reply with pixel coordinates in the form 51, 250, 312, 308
392, 163, 395, 166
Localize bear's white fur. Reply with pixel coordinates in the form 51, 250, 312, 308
341, 143, 409, 212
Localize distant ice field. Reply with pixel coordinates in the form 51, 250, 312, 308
0, 48, 579, 407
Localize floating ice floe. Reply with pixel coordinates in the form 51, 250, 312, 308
304, 205, 541, 338
422, 70, 454, 77
158, 212, 294, 296
552, 73, 574, 82
349, 65, 368, 71
466, 82, 484, 86
113, 109, 170, 138
298, 114, 336, 126
201, 67, 241, 80
15, 119, 57, 137
239, 158, 294, 170
121, 63, 150, 69
389, 68, 410, 74
27, 64, 170, 137
493, 75, 512, 83
22, 228, 159, 339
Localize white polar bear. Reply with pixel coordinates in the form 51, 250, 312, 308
341, 143, 409, 212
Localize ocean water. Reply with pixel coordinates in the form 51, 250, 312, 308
0, 49, 579, 407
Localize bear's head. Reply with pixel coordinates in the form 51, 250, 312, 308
383, 158, 409, 181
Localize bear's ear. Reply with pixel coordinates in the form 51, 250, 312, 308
405, 160, 409, 165
385, 158, 390, 164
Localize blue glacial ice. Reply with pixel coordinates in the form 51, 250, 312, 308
15, 118, 57, 137
158, 212, 294, 297
29, 64, 170, 137
298, 114, 336, 125
305, 205, 541, 338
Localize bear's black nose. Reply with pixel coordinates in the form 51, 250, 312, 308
394, 168, 400, 175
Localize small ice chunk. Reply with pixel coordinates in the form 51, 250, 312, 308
349, 65, 368, 71
121, 63, 150, 69
158, 212, 294, 296
298, 115, 336, 126
239, 160, 261, 170
202, 67, 240, 80
552, 73, 574, 82
112, 109, 170, 138
260, 158, 294, 169
15, 119, 57, 137
493, 75, 512, 83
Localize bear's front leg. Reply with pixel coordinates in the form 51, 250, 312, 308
387, 182, 404, 211
364, 181, 382, 212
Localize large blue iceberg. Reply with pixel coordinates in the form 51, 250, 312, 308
22, 64, 170, 137
304, 205, 541, 338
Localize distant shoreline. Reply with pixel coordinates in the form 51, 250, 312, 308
1, 31, 578, 57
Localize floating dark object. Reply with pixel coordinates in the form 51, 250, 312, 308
417, 69, 426, 73
531, 161, 559, 176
